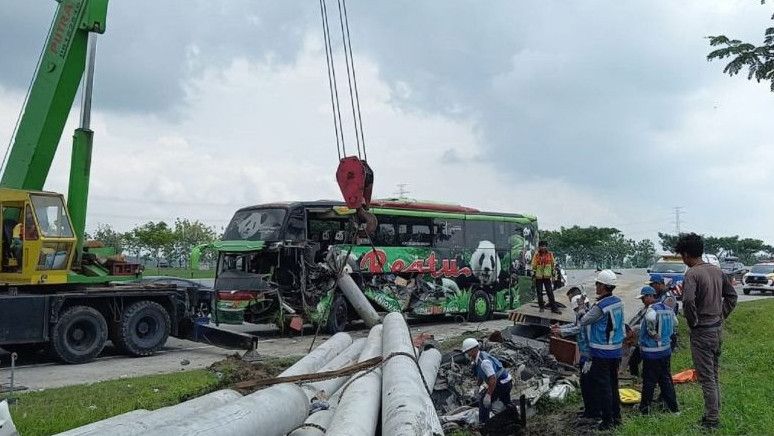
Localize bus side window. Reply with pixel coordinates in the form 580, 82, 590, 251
465, 220, 494, 247
375, 217, 396, 245
494, 222, 510, 250
397, 217, 431, 246
433, 219, 464, 248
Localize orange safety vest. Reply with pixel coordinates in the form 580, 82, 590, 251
532, 251, 555, 279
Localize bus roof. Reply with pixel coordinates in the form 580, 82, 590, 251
234, 198, 537, 222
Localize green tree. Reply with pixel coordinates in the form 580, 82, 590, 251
92, 223, 125, 253
170, 218, 217, 268
707, 3, 774, 91
630, 239, 657, 268
132, 221, 175, 266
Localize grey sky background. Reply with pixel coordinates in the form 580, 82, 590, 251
1, 1, 772, 245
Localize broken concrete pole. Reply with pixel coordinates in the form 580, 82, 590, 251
337, 272, 381, 327
57, 390, 243, 436
300, 338, 366, 401
281, 332, 353, 377
325, 325, 384, 436
380, 313, 443, 436
418, 347, 442, 392
144, 383, 309, 436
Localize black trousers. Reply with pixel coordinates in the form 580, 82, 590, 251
628, 346, 642, 376
535, 278, 557, 309
588, 357, 621, 424
479, 380, 513, 423
579, 362, 598, 418
640, 356, 679, 413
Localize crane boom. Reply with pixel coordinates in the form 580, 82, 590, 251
0, 0, 107, 191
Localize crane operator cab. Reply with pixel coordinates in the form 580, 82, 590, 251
0, 189, 76, 285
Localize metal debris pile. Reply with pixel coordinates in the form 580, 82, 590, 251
429, 326, 579, 434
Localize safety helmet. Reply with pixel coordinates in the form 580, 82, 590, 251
595, 269, 617, 286
461, 338, 480, 353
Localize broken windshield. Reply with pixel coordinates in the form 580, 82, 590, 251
223, 208, 286, 241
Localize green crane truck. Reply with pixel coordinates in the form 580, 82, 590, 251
0, 0, 229, 364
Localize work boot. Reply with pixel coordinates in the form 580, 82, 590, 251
551, 307, 562, 314
698, 417, 719, 430
539, 306, 545, 313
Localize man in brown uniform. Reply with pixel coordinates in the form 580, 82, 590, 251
674, 233, 737, 430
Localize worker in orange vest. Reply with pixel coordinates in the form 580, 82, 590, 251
531, 241, 561, 314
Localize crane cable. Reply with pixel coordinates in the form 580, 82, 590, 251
319, 0, 346, 159
319, 0, 368, 161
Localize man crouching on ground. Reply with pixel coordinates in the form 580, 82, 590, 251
462, 338, 513, 424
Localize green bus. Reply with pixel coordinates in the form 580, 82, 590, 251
199, 199, 538, 332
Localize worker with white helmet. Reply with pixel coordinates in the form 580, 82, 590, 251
551, 290, 594, 419
461, 337, 513, 424
578, 269, 625, 430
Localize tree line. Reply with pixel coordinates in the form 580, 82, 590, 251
86, 219, 218, 268
658, 233, 774, 266
540, 226, 657, 269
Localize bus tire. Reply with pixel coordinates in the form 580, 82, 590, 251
325, 295, 348, 334
115, 300, 171, 357
468, 290, 493, 322
50, 305, 108, 364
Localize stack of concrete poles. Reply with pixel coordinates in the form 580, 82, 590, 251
59, 315, 444, 436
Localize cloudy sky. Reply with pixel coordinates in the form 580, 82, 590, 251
1, 1, 772, 244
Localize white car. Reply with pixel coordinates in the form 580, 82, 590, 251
742, 262, 774, 295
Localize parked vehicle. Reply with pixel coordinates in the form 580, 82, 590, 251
720, 256, 747, 282
742, 262, 774, 295
194, 199, 540, 332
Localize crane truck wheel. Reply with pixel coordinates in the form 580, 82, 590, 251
324, 295, 349, 334
114, 300, 171, 357
50, 305, 108, 364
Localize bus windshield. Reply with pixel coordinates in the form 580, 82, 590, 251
223, 208, 286, 241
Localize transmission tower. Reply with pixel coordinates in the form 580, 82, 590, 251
673, 207, 683, 234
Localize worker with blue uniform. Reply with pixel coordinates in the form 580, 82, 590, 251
462, 337, 513, 424
580, 269, 625, 430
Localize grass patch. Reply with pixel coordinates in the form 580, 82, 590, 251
618, 298, 774, 435
142, 267, 214, 279
9, 370, 220, 436
8, 354, 301, 435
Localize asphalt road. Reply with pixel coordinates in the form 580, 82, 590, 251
1, 269, 767, 391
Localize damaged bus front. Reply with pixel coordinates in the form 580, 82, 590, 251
195, 200, 539, 333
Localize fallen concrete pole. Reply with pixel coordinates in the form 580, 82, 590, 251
56, 390, 243, 436
281, 332, 353, 377
285, 408, 337, 436
325, 324, 384, 436
418, 347, 442, 392
144, 383, 309, 436
337, 272, 381, 327
381, 312, 443, 436
300, 338, 366, 401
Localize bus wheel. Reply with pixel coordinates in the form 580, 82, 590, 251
51, 306, 108, 364
115, 301, 171, 357
468, 290, 493, 322
325, 295, 348, 334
